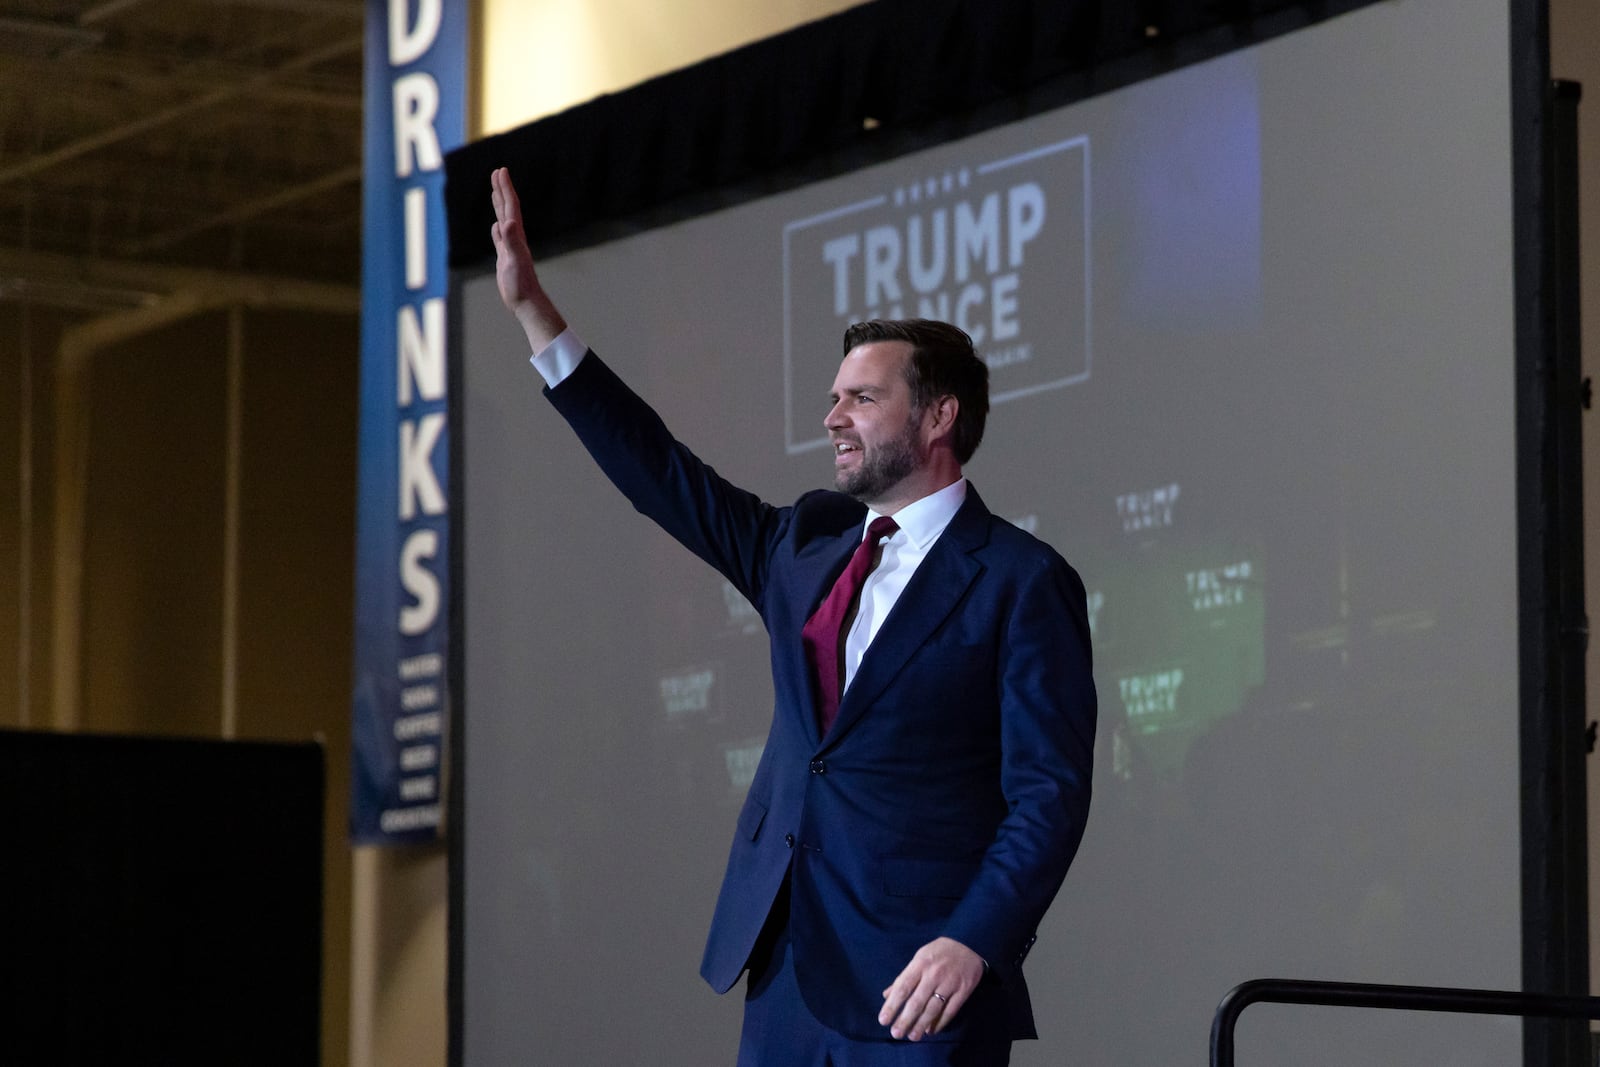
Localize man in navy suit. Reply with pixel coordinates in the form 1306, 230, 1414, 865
491, 168, 1095, 1065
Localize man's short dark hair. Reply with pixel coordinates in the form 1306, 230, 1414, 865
842, 319, 990, 464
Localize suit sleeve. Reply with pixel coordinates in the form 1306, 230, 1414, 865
940, 550, 1096, 983
542, 350, 785, 608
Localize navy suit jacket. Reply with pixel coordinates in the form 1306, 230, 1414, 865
546, 352, 1095, 1044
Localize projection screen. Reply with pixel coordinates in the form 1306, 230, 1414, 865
455, 0, 1529, 1061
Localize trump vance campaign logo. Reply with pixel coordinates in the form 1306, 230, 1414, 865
782, 135, 1091, 454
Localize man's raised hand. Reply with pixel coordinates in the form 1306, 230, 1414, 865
489, 167, 566, 352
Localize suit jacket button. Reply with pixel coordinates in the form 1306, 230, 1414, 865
784, 833, 795, 848
809, 759, 826, 774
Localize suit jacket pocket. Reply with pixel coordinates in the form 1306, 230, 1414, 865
737, 797, 768, 842
883, 854, 982, 900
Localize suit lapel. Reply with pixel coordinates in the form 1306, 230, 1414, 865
822, 487, 993, 747
785, 497, 867, 748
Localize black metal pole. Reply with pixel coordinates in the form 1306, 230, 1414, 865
1213, 979, 1600, 1067
1519, 72, 1589, 1067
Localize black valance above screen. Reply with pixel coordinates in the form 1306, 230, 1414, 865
446, 0, 1371, 267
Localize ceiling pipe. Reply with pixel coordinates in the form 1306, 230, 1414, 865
0, 245, 357, 311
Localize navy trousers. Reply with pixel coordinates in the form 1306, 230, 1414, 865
736, 882, 1011, 1067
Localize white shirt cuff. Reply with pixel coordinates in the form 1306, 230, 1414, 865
530, 327, 588, 387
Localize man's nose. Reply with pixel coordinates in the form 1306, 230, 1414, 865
823, 403, 847, 431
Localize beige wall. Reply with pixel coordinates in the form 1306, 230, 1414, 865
476, 0, 867, 137
350, 845, 448, 1067
0, 303, 359, 1067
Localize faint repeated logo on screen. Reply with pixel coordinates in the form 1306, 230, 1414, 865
1186, 559, 1256, 612
722, 738, 765, 793
657, 664, 718, 726
1117, 483, 1181, 534
1086, 589, 1105, 638
782, 136, 1092, 454
1118, 668, 1185, 733
720, 579, 762, 636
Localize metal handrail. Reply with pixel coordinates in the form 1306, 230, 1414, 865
1211, 978, 1600, 1066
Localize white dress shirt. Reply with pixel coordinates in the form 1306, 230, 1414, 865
843, 482, 965, 692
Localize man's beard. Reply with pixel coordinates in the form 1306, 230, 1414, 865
835, 413, 921, 502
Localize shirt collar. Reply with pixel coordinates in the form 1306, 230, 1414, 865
864, 478, 967, 550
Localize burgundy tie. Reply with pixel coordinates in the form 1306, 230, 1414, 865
802, 516, 899, 736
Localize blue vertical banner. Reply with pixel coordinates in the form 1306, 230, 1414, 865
352, 0, 466, 843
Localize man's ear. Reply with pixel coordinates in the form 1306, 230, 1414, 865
925, 394, 959, 444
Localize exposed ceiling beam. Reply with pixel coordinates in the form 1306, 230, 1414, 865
117, 163, 363, 255
0, 47, 360, 96
0, 14, 105, 55
257, 85, 364, 110
77, 0, 157, 26
0, 61, 362, 112
0, 33, 363, 185
0, 274, 159, 312
211, 0, 364, 17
